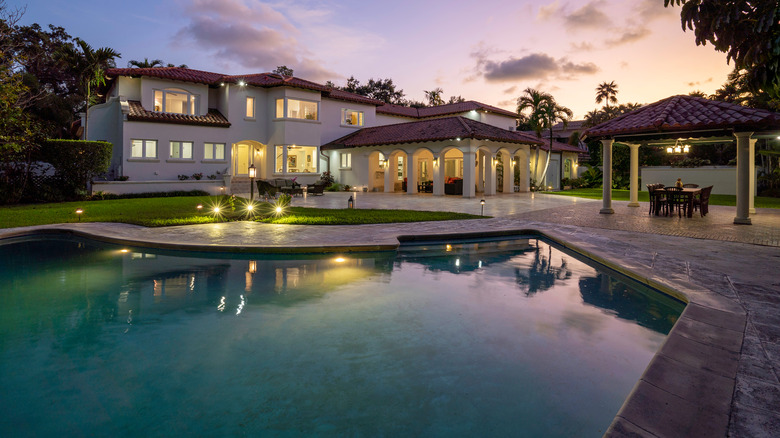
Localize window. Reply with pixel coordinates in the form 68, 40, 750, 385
275, 99, 284, 118
287, 99, 318, 120
131, 139, 157, 158
246, 97, 255, 118
204, 143, 225, 160
275, 145, 317, 173
153, 89, 199, 115
418, 160, 428, 180
340, 153, 352, 168
341, 109, 364, 126
170, 141, 193, 159
397, 156, 404, 181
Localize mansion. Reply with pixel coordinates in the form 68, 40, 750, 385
87, 67, 583, 196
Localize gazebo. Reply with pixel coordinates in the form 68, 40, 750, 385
582, 95, 780, 224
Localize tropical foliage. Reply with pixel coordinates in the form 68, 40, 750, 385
665, 0, 780, 99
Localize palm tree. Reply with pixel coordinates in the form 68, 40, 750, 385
517, 88, 553, 184
537, 97, 573, 186
595, 81, 618, 109
127, 58, 164, 68
424, 87, 444, 106
69, 39, 120, 139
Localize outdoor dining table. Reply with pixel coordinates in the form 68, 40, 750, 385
658, 186, 702, 218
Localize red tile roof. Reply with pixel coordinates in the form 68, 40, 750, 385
106, 67, 225, 85
106, 68, 382, 106
583, 95, 780, 139
377, 100, 518, 119
322, 116, 541, 150
538, 138, 585, 153
126, 101, 230, 127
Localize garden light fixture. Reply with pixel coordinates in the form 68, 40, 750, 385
75, 208, 83, 221
248, 163, 256, 201
480, 199, 485, 216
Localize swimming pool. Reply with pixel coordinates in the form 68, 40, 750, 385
0, 235, 683, 436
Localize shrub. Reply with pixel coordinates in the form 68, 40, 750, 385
325, 183, 342, 192
320, 171, 335, 186
671, 157, 712, 168
191, 172, 203, 180
178, 174, 190, 180
38, 139, 112, 200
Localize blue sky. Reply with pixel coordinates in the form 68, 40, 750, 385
17, 0, 733, 118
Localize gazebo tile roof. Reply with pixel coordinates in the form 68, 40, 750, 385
583, 95, 780, 138
126, 100, 231, 127
322, 116, 541, 150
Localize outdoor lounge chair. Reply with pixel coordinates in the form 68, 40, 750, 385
306, 180, 326, 195
445, 178, 463, 195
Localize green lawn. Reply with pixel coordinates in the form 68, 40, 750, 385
0, 196, 483, 229
545, 188, 780, 209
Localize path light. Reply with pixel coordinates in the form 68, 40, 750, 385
196, 204, 203, 211
275, 206, 283, 214
75, 208, 83, 221
248, 164, 256, 201
480, 199, 485, 216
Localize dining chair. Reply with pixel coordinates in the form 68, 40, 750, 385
664, 186, 686, 217
647, 184, 665, 215
693, 185, 713, 217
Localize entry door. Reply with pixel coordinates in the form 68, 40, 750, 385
547, 155, 561, 190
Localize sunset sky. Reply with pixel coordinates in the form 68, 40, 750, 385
17, 0, 734, 118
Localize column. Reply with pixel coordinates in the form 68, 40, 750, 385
600, 139, 614, 214
734, 132, 753, 224
520, 151, 530, 192
628, 143, 640, 207
406, 154, 417, 194
432, 154, 444, 196
504, 153, 515, 194
383, 154, 393, 193
484, 153, 496, 195
749, 138, 756, 214
463, 150, 476, 198
476, 151, 485, 193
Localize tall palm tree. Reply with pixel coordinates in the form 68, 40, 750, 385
424, 87, 444, 106
517, 88, 553, 184
595, 81, 618, 109
127, 58, 164, 68
537, 97, 573, 186
69, 39, 120, 139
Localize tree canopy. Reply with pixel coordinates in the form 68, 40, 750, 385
665, 0, 780, 98
272, 65, 294, 76
341, 76, 406, 104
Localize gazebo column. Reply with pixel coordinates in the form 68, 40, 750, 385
627, 143, 640, 207
484, 153, 496, 195
749, 138, 756, 214
600, 139, 614, 214
476, 151, 485, 193
406, 155, 417, 194
432, 154, 444, 196
383, 156, 393, 193
734, 132, 753, 224
463, 150, 477, 198
519, 151, 530, 192
503, 154, 515, 194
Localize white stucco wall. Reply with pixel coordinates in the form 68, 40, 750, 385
92, 179, 226, 195
320, 99, 377, 144
640, 166, 756, 195
86, 97, 124, 177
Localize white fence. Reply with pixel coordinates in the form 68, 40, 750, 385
92, 179, 227, 196
640, 166, 756, 195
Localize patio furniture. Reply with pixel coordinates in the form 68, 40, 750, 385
418, 181, 433, 193
444, 178, 463, 195
306, 180, 326, 195
664, 186, 687, 217
256, 179, 278, 197
647, 183, 666, 215
692, 185, 713, 217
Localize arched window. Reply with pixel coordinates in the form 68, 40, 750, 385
153, 88, 199, 115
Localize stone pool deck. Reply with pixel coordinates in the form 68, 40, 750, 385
1, 192, 778, 437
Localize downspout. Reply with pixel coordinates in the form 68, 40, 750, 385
320, 149, 330, 174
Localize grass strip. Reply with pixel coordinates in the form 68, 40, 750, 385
545, 188, 780, 209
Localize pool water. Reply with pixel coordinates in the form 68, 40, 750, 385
0, 236, 683, 437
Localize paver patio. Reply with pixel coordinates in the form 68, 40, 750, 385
1, 191, 778, 436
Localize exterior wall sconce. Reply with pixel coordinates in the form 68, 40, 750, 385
511, 159, 516, 166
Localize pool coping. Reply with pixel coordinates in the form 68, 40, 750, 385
0, 224, 744, 437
